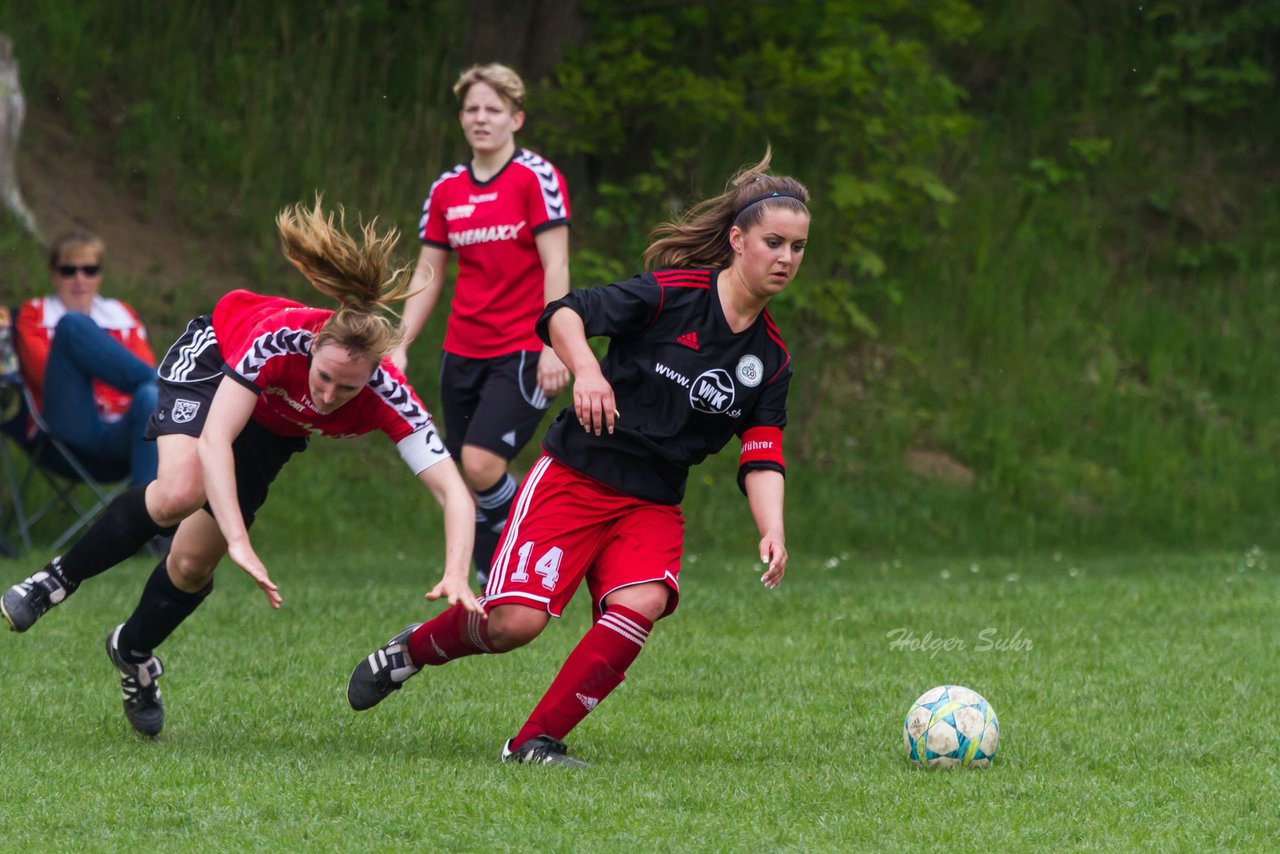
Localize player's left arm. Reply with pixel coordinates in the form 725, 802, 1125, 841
738, 364, 790, 588
745, 468, 787, 588
388, 395, 484, 613
414, 454, 484, 615
534, 225, 571, 396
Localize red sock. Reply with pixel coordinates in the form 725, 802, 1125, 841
407, 604, 494, 666
512, 604, 653, 747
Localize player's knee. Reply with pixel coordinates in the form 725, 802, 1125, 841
460, 447, 506, 491
148, 479, 205, 525
485, 605, 548, 651
165, 550, 216, 589
604, 584, 670, 623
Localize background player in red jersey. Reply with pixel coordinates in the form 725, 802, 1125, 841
392, 63, 571, 586
349, 152, 808, 767
2, 199, 479, 738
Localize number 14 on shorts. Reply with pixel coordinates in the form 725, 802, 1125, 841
511, 542, 563, 590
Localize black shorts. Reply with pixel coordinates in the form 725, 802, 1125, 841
145, 314, 308, 528
146, 314, 223, 439
438, 350, 551, 461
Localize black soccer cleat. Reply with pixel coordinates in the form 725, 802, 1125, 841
105, 625, 165, 737
2, 560, 70, 633
346, 623, 422, 711
500, 735, 588, 768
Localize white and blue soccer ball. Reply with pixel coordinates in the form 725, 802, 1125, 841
903, 685, 999, 768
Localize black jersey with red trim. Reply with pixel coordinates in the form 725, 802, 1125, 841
418, 148, 570, 359
535, 269, 791, 505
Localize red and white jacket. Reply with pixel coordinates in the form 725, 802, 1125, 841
15, 295, 155, 421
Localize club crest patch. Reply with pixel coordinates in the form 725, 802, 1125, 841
172, 399, 201, 423
736, 355, 764, 388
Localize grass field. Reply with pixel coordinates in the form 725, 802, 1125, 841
0, 545, 1275, 851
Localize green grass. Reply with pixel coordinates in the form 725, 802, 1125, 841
1, 542, 1275, 851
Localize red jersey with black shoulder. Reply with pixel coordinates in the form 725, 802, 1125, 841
535, 269, 790, 505
211, 290, 449, 473
418, 148, 570, 359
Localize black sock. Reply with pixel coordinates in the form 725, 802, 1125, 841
474, 474, 516, 578
116, 560, 212, 661
473, 518, 500, 580
57, 486, 176, 590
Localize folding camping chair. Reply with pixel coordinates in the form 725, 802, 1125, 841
0, 371, 130, 556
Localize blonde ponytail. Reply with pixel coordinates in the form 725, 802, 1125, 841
276, 196, 417, 361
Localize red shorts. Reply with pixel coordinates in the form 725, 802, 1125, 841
482, 455, 684, 619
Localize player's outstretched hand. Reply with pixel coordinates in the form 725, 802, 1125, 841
758, 536, 787, 589
228, 540, 282, 608
425, 574, 486, 616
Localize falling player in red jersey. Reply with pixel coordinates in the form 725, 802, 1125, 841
393, 63, 572, 587
2, 198, 479, 738
349, 151, 808, 767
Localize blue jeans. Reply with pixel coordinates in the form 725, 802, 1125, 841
40, 313, 159, 486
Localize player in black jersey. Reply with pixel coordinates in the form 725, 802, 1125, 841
347, 151, 808, 767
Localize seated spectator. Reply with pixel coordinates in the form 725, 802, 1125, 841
14, 230, 159, 487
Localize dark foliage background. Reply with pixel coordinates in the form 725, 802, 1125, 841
2, 0, 1277, 555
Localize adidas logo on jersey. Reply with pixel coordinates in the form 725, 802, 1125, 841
677, 331, 700, 350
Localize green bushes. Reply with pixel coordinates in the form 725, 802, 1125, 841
2, 1, 1278, 553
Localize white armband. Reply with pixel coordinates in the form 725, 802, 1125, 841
396, 425, 451, 475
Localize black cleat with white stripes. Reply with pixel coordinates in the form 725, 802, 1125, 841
105, 624, 165, 737
501, 735, 588, 768
346, 623, 422, 711
2, 561, 70, 633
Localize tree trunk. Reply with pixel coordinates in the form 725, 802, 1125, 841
0, 34, 38, 238
0, 32, 38, 239
463, 0, 582, 83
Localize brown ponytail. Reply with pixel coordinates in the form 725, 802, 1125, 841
643, 149, 810, 271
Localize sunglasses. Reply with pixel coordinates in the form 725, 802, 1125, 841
56, 264, 102, 277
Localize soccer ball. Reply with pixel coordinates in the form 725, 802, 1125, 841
903, 685, 999, 768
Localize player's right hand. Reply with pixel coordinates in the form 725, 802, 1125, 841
228, 539, 282, 608
425, 575, 485, 616
758, 535, 788, 589
573, 370, 619, 436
